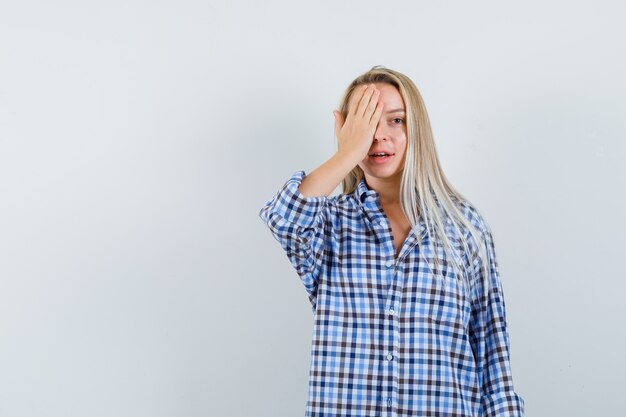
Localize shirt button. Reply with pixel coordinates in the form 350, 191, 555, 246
388, 397, 392, 407
386, 353, 393, 361
385, 260, 394, 268
388, 309, 395, 316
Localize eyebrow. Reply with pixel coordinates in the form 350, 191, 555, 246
385, 108, 405, 114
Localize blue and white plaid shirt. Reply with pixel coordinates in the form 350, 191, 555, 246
259, 170, 525, 417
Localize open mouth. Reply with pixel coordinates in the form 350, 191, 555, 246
369, 152, 394, 164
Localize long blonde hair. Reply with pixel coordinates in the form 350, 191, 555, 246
338, 66, 490, 297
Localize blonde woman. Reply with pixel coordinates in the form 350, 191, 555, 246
259, 66, 524, 417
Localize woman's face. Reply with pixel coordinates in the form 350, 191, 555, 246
356, 82, 407, 182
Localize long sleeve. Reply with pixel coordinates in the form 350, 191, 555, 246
468, 225, 525, 417
258, 170, 331, 312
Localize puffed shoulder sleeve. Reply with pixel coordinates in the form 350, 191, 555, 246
258, 170, 332, 312
468, 224, 525, 417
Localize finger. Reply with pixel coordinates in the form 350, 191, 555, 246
370, 100, 384, 125
356, 84, 377, 117
349, 84, 367, 116
358, 84, 377, 118
364, 88, 380, 119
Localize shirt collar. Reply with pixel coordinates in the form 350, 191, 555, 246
354, 177, 378, 204
353, 176, 429, 239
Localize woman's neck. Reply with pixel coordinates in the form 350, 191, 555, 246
364, 174, 402, 206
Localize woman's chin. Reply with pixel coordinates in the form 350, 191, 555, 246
363, 165, 402, 179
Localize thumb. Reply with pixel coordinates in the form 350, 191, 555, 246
333, 110, 344, 137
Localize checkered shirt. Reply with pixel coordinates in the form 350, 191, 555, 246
259, 170, 525, 417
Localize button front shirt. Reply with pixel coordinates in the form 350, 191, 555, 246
259, 170, 525, 417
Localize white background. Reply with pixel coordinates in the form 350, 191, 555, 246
1, 1, 625, 416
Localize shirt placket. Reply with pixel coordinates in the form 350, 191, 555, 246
372, 216, 409, 417
366, 197, 425, 417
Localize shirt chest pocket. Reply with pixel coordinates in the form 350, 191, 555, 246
405, 253, 472, 331
334, 233, 382, 281
329, 237, 387, 312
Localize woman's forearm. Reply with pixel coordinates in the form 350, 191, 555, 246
298, 151, 362, 198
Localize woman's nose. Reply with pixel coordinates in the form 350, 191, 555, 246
374, 124, 388, 142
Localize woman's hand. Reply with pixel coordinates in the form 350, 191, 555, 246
333, 84, 384, 163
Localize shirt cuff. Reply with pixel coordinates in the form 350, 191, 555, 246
482, 390, 525, 417
263, 170, 330, 229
